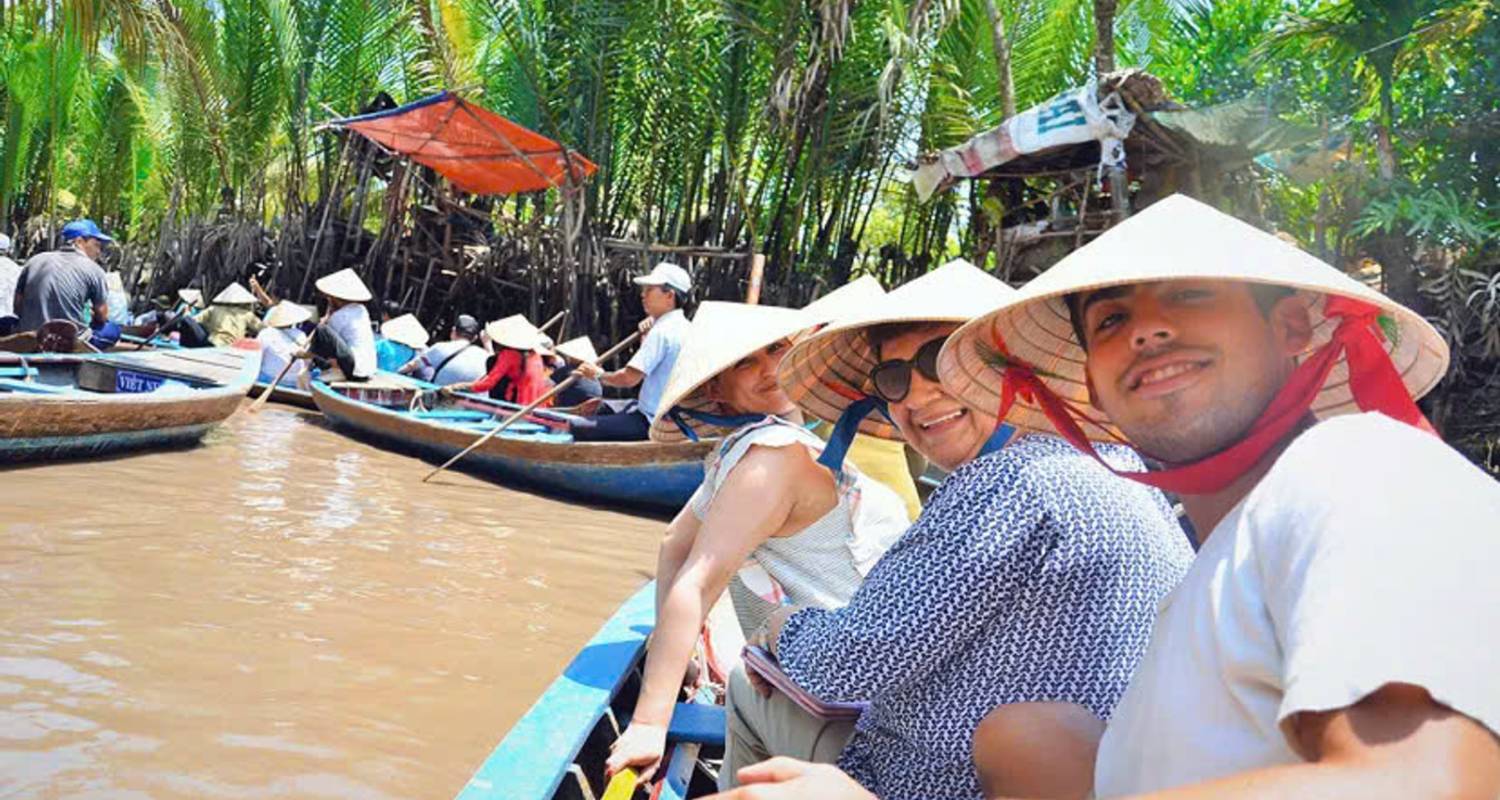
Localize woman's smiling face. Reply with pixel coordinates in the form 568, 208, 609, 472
876, 323, 997, 471
709, 339, 799, 417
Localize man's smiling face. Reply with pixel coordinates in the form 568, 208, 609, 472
1075, 279, 1311, 464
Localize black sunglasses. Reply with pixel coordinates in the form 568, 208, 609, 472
870, 336, 946, 403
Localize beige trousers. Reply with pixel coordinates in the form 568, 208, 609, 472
719, 663, 856, 790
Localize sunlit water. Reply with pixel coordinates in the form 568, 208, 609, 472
0, 404, 667, 798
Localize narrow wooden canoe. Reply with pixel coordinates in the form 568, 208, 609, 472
455, 582, 725, 800
311, 381, 712, 511
0, 346, 261, 463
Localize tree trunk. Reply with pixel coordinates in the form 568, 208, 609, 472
982, 0, 1016, 118
1093, 0, 1117, 76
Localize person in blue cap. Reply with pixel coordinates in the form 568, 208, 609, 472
13, 220, 114, 339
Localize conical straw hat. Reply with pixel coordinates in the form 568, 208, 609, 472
650, 301, 814, 443
380, 313, 430, 348
555, 335, 599, 364
212, 282, 257, 305
938, 193, 1450, 441
778, 259, 1018, 439
485, 314, 543, 351
314, 268, 373, 302
799, 274, 885, 326
177, 288, 204, 309
263, 300, 313, 328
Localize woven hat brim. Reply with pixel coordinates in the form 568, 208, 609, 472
776, 261, 1018, 440
938, 199, 1449, 441
315, 269, 373, 302
649, 302, 813, 443
213, 283, 257, 305
380, 314, 430, 348
264, 302, 313, 328
555, 337, 599, 364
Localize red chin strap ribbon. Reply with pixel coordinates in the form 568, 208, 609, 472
990, 296, 1432, 496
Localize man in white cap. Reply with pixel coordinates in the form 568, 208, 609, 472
13, 219, 112, 334
571, 261, 692, 441
0, 233, 21, 333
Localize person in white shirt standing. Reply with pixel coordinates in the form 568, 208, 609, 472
301, 268, 377, 383
0, 233, 22, 333
934, 194, 1498, 799
570, 261, 693, 441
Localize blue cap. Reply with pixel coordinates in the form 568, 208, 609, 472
61, 219, 114, 243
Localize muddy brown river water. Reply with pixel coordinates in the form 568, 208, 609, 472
0, 403, 667, 798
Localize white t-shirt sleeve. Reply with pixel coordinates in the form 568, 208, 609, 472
626, 328, 662, 375
1247, 414, 1500, 740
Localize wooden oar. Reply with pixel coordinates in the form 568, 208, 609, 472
537, 309, 568, 335
422, 330, 641, 482
246, 352, 305, 413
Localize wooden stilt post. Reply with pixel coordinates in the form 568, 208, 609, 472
745, 253, 765, 305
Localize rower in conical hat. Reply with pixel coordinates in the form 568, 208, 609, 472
255, 300, 313, 387
937, 195, 1497, 799
606, 300, 911, 784
304, 267, 377, 382
182, 281, 265, 348
736, 260, 1194, 800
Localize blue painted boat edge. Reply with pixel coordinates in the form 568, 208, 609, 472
311, 382, 702, 511
455, 581, 655, 800
0, 423, 217, 462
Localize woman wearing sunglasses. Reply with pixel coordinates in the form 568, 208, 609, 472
604, 300, 912, 789
707, 261, 1194, 800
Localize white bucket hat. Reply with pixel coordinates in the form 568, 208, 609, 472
263, 300, 314, 329
485, 314, 544, 352
177, 288, 204, 309
633, 262, 693, 294
778, 259, 1017, 440
314, 268, 373, 303
212, 282, 257, 306
380, 313, 430, 348
649, 301, 813, 443
555, 335, 598, 364
938, 193, 1449, 445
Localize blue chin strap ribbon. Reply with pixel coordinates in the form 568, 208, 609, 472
667, 407, 770, 442
978, 423, 1016, 457
815, 395, 890, 474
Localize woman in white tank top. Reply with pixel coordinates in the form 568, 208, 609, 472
604, 301, 910, 786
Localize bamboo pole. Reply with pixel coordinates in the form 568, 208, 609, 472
422, 331, 641, 482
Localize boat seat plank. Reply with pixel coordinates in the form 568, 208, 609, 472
456, 583, 655, 799
666, 703, 726, 747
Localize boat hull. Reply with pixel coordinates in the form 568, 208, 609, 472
0, 348, 259, 464
311, 382, 710, 511
247, 380, 317, 410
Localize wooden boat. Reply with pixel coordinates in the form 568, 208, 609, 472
455, 581, 724, 800
311, 380, 712, 511
0, 345, 260, 463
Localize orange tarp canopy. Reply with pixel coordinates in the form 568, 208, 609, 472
333, 92, 597, 196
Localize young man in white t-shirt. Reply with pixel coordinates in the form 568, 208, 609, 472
702, 195, 1500, 800
964, 195, 1500, 798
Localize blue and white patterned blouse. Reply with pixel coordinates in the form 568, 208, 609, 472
775, 433, 1195, 800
